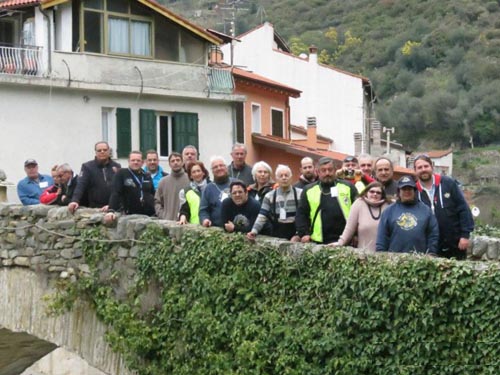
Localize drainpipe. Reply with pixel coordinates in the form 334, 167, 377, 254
39, 5, 51, 74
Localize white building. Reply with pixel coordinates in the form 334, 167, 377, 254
221, 22, 375, 155
0, 0, 240, 201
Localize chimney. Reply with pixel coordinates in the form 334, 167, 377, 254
306, 116, 317, 147
209, 46, 223, 65
371, 121, 382, 156
354, 132, 362, 156
309, 45, 318, 65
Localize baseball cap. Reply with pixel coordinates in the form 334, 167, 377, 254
398, 175, 416, 189
24, 159, 38, 167
343, 156, 358, 163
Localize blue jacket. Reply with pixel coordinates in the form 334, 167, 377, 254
199, 179, 234, 227
376, 200, 439, 255
416, 174, 474, 251
143, 165, 168, 190
17, 174, 53, 205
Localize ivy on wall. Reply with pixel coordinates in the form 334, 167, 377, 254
52, 226, 500, 375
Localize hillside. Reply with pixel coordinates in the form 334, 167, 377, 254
165, 0, 500, 150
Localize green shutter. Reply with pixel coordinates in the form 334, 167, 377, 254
139, 109, 157, 153
172, 112, 199, 153
116, 108, 131, 158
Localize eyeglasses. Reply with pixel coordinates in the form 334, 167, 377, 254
368, 190, 382, 195
95, 149, 109, 153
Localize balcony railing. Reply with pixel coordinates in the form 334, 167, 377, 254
0, 45, 43, 76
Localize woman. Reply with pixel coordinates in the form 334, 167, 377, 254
247, 165, 302, 242
333, 181, 391, 252
247, 161, 274, 203
178, 161, 210, 225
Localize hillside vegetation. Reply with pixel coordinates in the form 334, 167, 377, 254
166, 0, 500, 150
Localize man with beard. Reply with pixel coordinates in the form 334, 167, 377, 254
374, 157, 398, 199
376, 175, 438, 254
154, 152, 189, 220
200, 156, 234, 227
296, 157, 357, 244
414, 154, 474, 260
294, 157, 318, 189
221, 181, 260, 233
104, 151, 155, 223
68, 141, 120, 212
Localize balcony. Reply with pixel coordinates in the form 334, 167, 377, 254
0, 45, 43, 76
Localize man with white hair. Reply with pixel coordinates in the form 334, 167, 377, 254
248, 164, 302, 241
227, 143, 254, 185
199, 156, 235, 227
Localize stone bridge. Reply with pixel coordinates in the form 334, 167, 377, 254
0, 203, 498, 374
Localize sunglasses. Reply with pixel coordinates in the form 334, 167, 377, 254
95, 149, 109, 153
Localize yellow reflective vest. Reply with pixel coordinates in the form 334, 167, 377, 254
307, 182, 352, 243
185, 189, 201, 224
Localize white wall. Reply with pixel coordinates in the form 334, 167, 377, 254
0, 84, 234, 202
222, 23, 365, 154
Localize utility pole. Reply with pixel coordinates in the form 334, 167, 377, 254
219, 1, 248, 66
382, 126, 395, 155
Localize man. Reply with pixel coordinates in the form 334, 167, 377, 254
414, 154, 474, 260
337, 155, 374, 193
296, 157, 357, 244
227, 143, 254, 185
358, 154, 374, 177
374, 157, 398, 198
294, 157, 318, 189
40, 163, 78, 206
200, 156, 234, 228
376, 176, 439, 254
68, 141, 121, 213
154, 152, 189, 220
221, 181, 260, 233
143, 150, 167, 190
182, 145, 199, 166
17, 159, 53, 205
104, 151, 155, 223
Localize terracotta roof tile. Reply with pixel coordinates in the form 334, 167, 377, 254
232, 67, 301, 97
0, 0, 39, 8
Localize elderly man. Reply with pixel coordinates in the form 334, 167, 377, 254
296, 157, 357, 244
374, 157, 398, 198
227, 143, 254, 185
376, 176, 438, 255
294, 157, 318, 189
143, 150, 167, 190
17, 159, 53, 205
358, 154, 374, 177
40, 163, 78, 206
414, 154, 474, 260
200, 156, 234, 228
154, 152, 189, 220
69, 141, 121, 213
104, 151, 155, 223
221, 181, 260, 233
182, 145, 199, 166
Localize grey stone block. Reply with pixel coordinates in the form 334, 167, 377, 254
14, 257, 30, 267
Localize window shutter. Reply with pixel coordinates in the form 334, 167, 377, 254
235, 102, 244, 143
139, 109, 157, 153
172, 112, 199, 153
116, 108, 131, 158
272, 109, 284, 138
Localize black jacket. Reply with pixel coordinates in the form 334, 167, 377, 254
56, 175, 79, 206
72, 158, 121, 208
416, 174, 474, 251
109, 168, 155, 216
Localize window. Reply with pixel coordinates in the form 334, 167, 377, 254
0, 19, 16, 46
251, 104, 261, 133
235, 102, 244, 143
271, 109, 284, 138
139, 109, 199, 157
81, 0, 153, 57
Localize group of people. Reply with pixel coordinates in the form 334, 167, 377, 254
17, 142, 474, 259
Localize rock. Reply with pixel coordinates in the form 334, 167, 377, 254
486, 238, 499, 260
31, 255, 46, 265
14, 257, 30, 267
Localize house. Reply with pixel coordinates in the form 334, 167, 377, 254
0, 0, 242, 201
220, 22, 376, 155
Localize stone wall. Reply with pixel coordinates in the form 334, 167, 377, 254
0, 203, 498, 374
